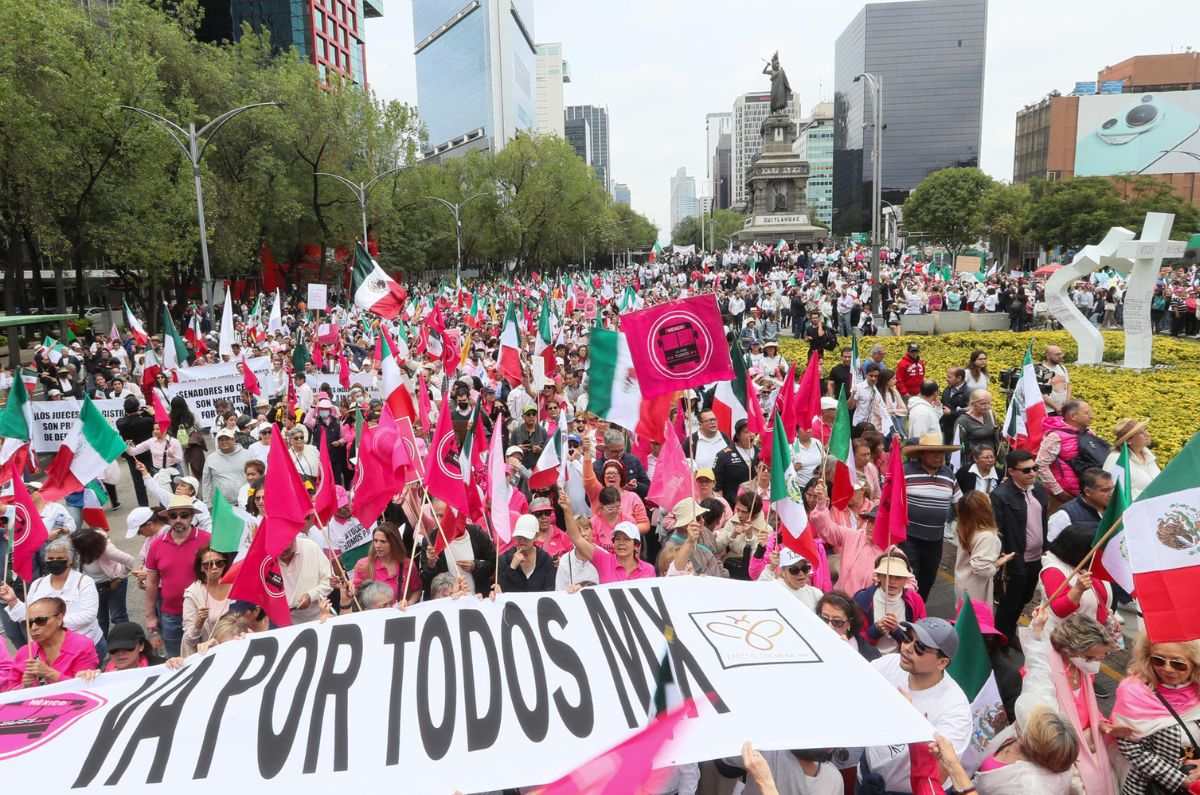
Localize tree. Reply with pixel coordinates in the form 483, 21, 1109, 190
901, 167, 995, 263
1112, 175, 1200, 239
1025, 176, 1125, 252
980, 182, 1030, 269
670, 209, 744, 250
671, 216, 702, 248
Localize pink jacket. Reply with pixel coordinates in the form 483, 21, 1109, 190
0, 630, 99, 691
1042, 415, 1083, 496
810, 506, 883, 596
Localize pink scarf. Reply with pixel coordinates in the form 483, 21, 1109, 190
1049, 650, 1116, 795
1113, 677, 1200, 740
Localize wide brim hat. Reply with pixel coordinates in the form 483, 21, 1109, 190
157, 494, 197, 518
1113, 417, 1149, 447
902, 432, 958, 457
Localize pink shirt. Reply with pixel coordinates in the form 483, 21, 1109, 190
0, 630, 99, 691
590, 547, 656, 583
352, 558, 420, 601
145, 528, 211, 615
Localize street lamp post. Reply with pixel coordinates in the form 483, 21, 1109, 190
121, 102, 282, 307
317, 166, 410, 245
853, 72, 884, 315
424, 193, 488, 285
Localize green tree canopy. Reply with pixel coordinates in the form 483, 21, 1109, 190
901, 167, 995, 261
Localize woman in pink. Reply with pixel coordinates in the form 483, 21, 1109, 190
1039, 525, 1113, 635
350, 522, 420, 605
583, 457, 650, 546
854, 438, 882, 501
811, 481, 884, 596
560, 495, 654, 583
0, 597, 98, 691
748, 479, 833, 592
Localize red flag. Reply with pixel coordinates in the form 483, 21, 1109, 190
337, 350, 351, 389
149, 389, 170, 434
229, 518, 292, 627
8, 464, 48, 582
417, 372, 431, 438
313, 433, 338, 525
872, 441, 909, 550
646, 424, 691, 514
311, 341, 324, 370
432, 504, 467, 556
743, 365, 767, 437
241, 356, 261, 397
619, 294, 733, 398
263, 426, 312, 555
423, 393, 469, 515
792, 350, 823, 435
395, 416, 424, 485
350, 423, 397, 528
539, 702, 690, 795
777, 364, 798, 444
285, 374, 297, 418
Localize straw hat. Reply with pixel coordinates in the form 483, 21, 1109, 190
1113, 417, 1149, 447
902, 432, 959, 457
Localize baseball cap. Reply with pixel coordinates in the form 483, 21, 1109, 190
106, 622, 148, 653
176, 476, 200, 495
694, 467, 716, 482
215, 428, 236, 439
611, 521, 640, 541
778, 546, 810, 568
529, 496, 553, 513
505, 445, 525, 458
820, 396, 838, 411
513, 514, 539, 540
124, 506, 156, 539
901, 617, 958, 658
907, 342, 921, 353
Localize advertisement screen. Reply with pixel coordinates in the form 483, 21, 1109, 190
1074, 89, 1200, 176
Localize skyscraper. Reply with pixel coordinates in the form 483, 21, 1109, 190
196, 0, 382, 87
412, 0, 536, 159
794, 101, 834, 228
670, 167, 698, 236
715, 133, 732, 210
732, 92, 797, 208
613, 183, 631, 206
705, 112, 732, 207
833, 0, 987, 234
564, 116, 593, 169
535, 43, 569, 138
564, 105, 610, 191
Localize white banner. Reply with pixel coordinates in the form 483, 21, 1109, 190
306, 284, 328, 312
166, 357, 271, 427
304, 371, 379, 407
0, 579, 931, 793
29, 399, 126, 453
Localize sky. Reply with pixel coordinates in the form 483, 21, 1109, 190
366, 0, 1194, 244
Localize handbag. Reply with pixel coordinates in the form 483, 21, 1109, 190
1145, 690, 1200, 794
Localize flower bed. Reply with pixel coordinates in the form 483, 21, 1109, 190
778, 331, 1200, 464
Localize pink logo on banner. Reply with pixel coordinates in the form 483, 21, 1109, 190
620, 294, 733, 398
0, 692, 106, 759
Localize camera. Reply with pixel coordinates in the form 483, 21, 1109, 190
999, 366, 1052, 395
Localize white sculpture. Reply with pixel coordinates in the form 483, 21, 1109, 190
1044, 212, 1186, 368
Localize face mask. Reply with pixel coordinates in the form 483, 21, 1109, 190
45, 559, 69, 575
319, 411, 330, 419
1071, 657, 1102, 676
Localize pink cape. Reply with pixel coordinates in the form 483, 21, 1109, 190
1112, 677, 1200, 739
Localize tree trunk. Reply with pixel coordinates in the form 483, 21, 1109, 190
71, 240, 87, 315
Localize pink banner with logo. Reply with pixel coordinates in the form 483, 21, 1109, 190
619, 294, 733, 398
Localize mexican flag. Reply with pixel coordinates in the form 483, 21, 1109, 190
352, 242, 406, 319
529, 408, 569, 492
41, 337, 67, 364
617, 286, 642, 313
586, 327, 641, 432
161, 303, 189, 370
210, 490, 250, 554
712, 340, 765, 437
828, 386, 856, 510
769, 411, 818, 563
185, 311, 208, 356
123, 299, 149, 346
380, 334, 416, 423
649, 241, 662, 263
0, 372, 33, 477
38, 396, 126, 501
534, 297, 558, 377
81, 481, 110, 531
947, 599, 1003, 774
1001, 342, 1046, 453
1092, 442, 1133, 593
497, 304, 524, 387
1124, 430, 1200, 643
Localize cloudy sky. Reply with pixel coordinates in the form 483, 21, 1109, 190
366, 0, 1192, 243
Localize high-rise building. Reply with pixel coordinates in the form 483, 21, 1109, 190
705, 112, 732, 207
732, 92, 798, 208
196, 0, 382, 87
564, 116, 593, 169
670, 167, 698, 236
833, 0, 987, 235
794, 101, 834, 228
613, 183, 631, 206
535, 42, 569, 138
715, 133, 732, 210
564, 105, 610, 191
1012, 52, 1200, 206
412, 0, 536, 160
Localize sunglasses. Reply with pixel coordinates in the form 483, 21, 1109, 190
818, 614, 848, 629
785, 563, 811, 576
201, 560, 227, 569
165, 511, 193, 520
29, 614, 60, 627
1012, 466, 1037, 474
1151, 655, 1192, 672
902, 628, 940, 657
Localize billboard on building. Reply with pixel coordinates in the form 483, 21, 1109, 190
1075, 89, 1200, 176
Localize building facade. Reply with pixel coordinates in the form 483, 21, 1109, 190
412, 0, 536, 158
613, 182, 631, 206
705, 112, 732, 208
795, 101, 834, 228
715, 133, 732, 210
535, 42, 569, 138
564, 115, 592, 170
670, 167, 698, 236
1013, 52, 1200, 205
732, 92, 797, 209
564, 105, 610, 191
832, 0, 987, 235
197, 0, 382, 87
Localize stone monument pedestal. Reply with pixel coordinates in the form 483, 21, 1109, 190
736, 112, 827, 247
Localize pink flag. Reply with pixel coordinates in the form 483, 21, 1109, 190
263, 426, 313, 555
149, 389, 171, 434
619, 294, 733, 398
241, 356, 261, 397
872, 441, 909, 550
423, 393, 469, 515
313, 433, 338, 525
228, 518, 291, 628
9, 463, 49, 582
647, 424, 691, 515
311, 341, 324, 370
777, 364, 798, 444
338, 350, 351, 389
417, 372, 431, 438
539, 702, 690, 795
395, 416, 424, 485
487, 415, 512, 546
792, 349, 823, 434
350, 423, 397, 529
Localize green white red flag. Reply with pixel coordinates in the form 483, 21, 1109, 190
352, 241, 406, 319
161, 303, 189, 370
769, 411, 818, 563
585, 327, 641, 432
1002, 342, 1046, 452
712, 340, 765, 438
947, 599, 1003, 774
123, 299, 149, 346
0, 371, 33, 483
1091, 442, 1133, 593
38, 396, 127, 502
498, 304, 524, 387
829, 386, 856, 510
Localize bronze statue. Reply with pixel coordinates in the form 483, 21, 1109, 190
762, 51, 791, 114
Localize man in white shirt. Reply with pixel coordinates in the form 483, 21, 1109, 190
279, 534, 332, 624
27, 483, 77, 536
687, 410, 730, 471
863, 618, 972, 794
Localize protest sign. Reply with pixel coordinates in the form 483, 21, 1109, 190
0, 579, 932, 793
29, 399, 125, 453
167, 356, 271, 427
307, 284, 328, 312
305, 371, 379, 406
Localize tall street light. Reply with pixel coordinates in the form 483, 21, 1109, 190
317, 166, 409, 245
121, 102, 283, 308
853, 72, 883, 315
424, 193, 488, 285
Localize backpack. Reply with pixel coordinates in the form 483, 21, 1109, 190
1068, 431, 1112, 480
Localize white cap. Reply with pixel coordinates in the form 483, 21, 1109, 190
779, 547, 809, 568
611, 521, 640, 541
125, 506, 156, 539
513, 514, 539, 540
215, 428, 236, 439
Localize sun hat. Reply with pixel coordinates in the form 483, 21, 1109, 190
157, 494, 197, 518
1113, 417, 1149, 447
669, 498, 709, 526
873, 554, 913, 579
902, 432, 958, 457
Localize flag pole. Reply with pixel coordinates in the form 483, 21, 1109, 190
310, 511, 362, 612
1042, 516, 1125, 605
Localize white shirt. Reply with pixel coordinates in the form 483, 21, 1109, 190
279, 536, 332, 623
40, 503, 76, 535
865, 655, 971, 793
6, 569, 103, 644
692, 431, 726, 470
